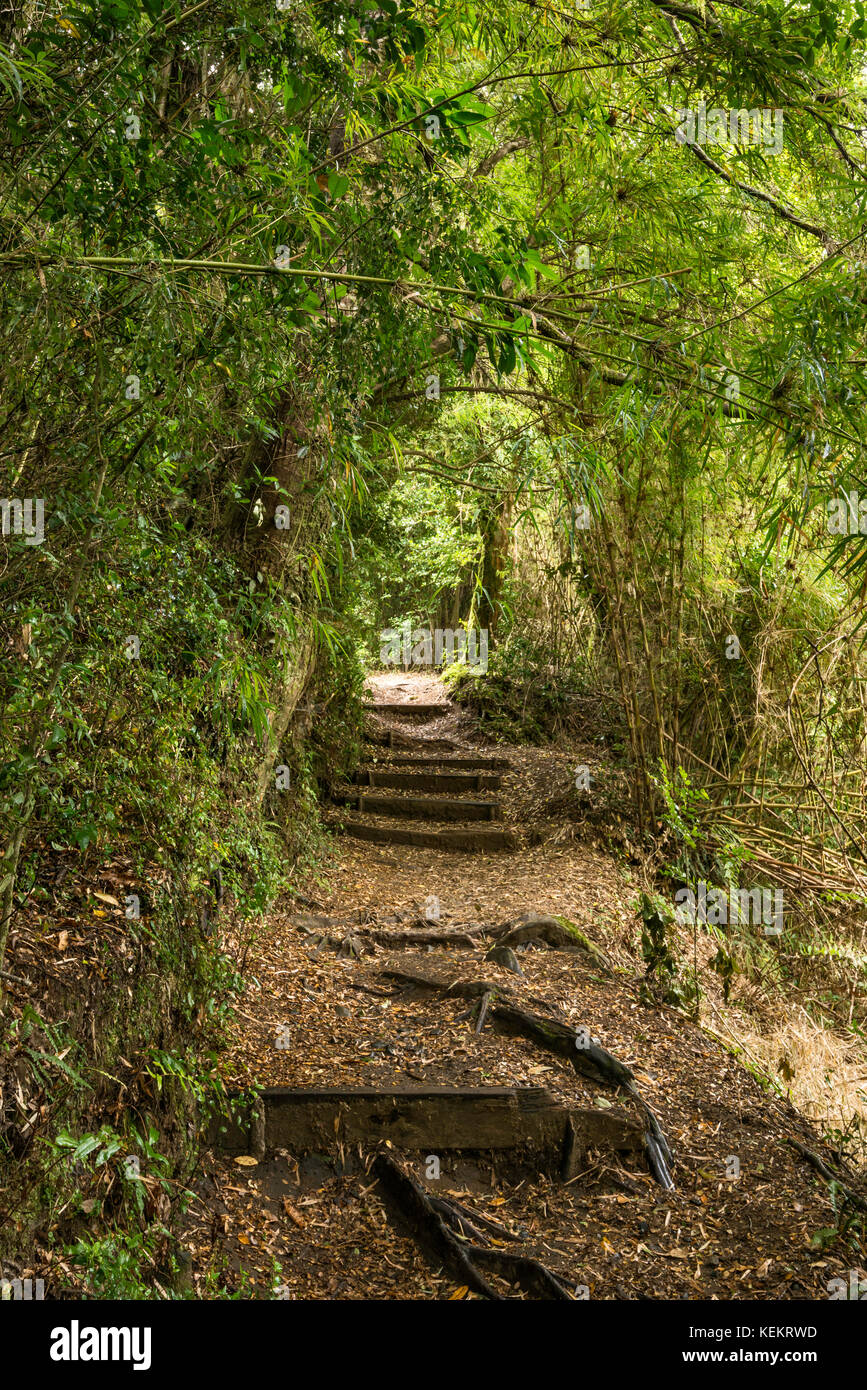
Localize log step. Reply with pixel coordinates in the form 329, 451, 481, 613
369, 754, 510, 770
353, 768, 501, 792
364, 702, 451, 717
338, 792, 500, 821
338, 821, 517, 852
210, 1085, 643, 1160
364, 731, 458, 752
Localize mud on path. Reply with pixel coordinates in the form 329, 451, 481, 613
183, 676, 866, 1300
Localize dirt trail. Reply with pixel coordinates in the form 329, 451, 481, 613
185, 676, 864, 1300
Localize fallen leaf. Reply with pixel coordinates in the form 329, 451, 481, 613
282, 1198, 305, 1228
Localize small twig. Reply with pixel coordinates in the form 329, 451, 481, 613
474, 989, 494, 1035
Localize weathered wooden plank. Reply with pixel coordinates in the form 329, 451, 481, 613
353, 769, 501, 792
340, 792, 500, 822
363, 702, 451, 716
338, 821, 517, 851
371, 754, 510, 770
208, 1086, 643, 1161
363, 731, 458, 752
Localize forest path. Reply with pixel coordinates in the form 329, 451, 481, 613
186, 677, 859, 1300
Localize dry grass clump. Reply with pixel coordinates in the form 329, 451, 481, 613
731, 1003, 867, 1163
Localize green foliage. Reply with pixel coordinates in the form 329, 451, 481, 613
709, 944, 736, 1004
66, 1230, 167, 1301
638, 891, 700, 1011
810, 1174, 867, 1260
447, 632, 583, 742
350, 471, 480, 652
653, 762, 710, 855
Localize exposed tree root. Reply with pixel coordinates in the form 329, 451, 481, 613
493, 999, 634, 1086
345, 981, 396, 999
380, 967, 675, 1189
372, 1151, 503, 1299
494, 912, 614, 974
787, 1137, 867, 1214
485, 944, 524, 974
467, 1243, 575, 1299
628, 1084, 674, 1187
295, 908, 617, 970
427, 1194, 522, 1243
296, 919, 483, 956
368, 927, 483, 947
381, 968, 630, 1083
373, 1151, 575, 1300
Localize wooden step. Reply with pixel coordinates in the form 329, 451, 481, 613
368, 753, 510, 770
210, 1085, 643, 1161
364, 731, 458, 752
338, 792, 500, 822
364, 702, 451, 717
353, 769, 502, 793
338, 821, 517, 852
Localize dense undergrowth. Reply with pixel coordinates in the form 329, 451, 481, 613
0, 536, 365, 1296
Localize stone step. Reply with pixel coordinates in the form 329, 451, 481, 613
337, 792, 500, 822
337, 820, 517, 852
353, 768, 502, 793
